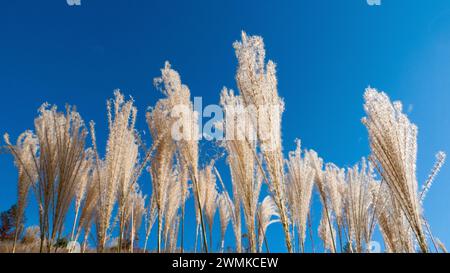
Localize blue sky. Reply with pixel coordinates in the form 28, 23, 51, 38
1, 0, 450, 252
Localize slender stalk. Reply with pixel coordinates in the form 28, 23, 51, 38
308, 212, 315, 253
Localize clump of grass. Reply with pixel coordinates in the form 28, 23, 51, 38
90, 90, 139, 253
5, 103, 90, 253
1, 33, 448, 254
150, 61, 207, 253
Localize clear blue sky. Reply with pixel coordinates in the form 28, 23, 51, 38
1, 0, 450, 252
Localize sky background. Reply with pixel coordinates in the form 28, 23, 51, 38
1, 0, 450, 253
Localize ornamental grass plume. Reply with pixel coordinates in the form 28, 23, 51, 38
285, 139, 315, 253
214, 166, 242, 253
220, 88, 262, 253
257, 196, 280, 253
420, 151, 446, 204
40, 105, 90, 251
73, 168, 98, 250
166, 216, 181, 253
376, 183, 415, 253
143, 194, 157, 252
343, 158, 379, 253
90, 90, 138, 252
151, 61, 206, 252
322, 163, 346, 251
233, 31, 292, 252
230, 178, 243, 253
2, 32, 449, 254
115, 123, 140, 253
6, 103, 89, 252
147, 93, 176, 253
310, 152, 338, 253
124, 184, 146, 253
197, 161, 219, 251
4, 131, 38, 253
318, 207, 336, 253
436, 238, 448, 253
217, 193, 231, 252
70, 149, 94, 241
362, 87, 428, 252
162, 168, 182, 252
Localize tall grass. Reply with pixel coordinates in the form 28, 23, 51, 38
5, 104, 89, 252
233, 31, 293, 253
4, 131, 38, 253
362, 88, 429, 252
285, 140, 315, 253
220, 88, 263, 253
1, 33, 447, 254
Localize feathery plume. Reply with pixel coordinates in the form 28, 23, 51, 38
7, 103, 89, 252
233, 31, 292, 252
71, 149, 94, 241
285, 139, 315, 252
198, 161, 219, 250
420, 151, 446, 204
257, 196, 280, 253
218, 193, 231, 252
343, 158, 378, 252
321, 163, 346, 251
74, 168, 98, 245
318, 208, 336, 253
436, 238, 448, 253
152, 61, 205, 252
220, 87, 262, 252
4, 131, 38, 252
376, 183, 415, 253
143, 195, 157, 252
214, 167, 242, 253
162, 168, 182, 252
362, 87, 428, 252
126, 184, 146, 253
310, 151, 338, 253
91, 90, 138, 252
147, 97, 176, 253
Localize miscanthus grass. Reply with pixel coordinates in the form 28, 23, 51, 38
343, 159, 379, 253
5, 104, 90, 253
285, 139, 315, 253
233, 31, 293, 253
220, 88, 263, 253
1, 33, 447, 254
217, 193, 231, 252
4, 131, 38, 253
362, 88, 443, 253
